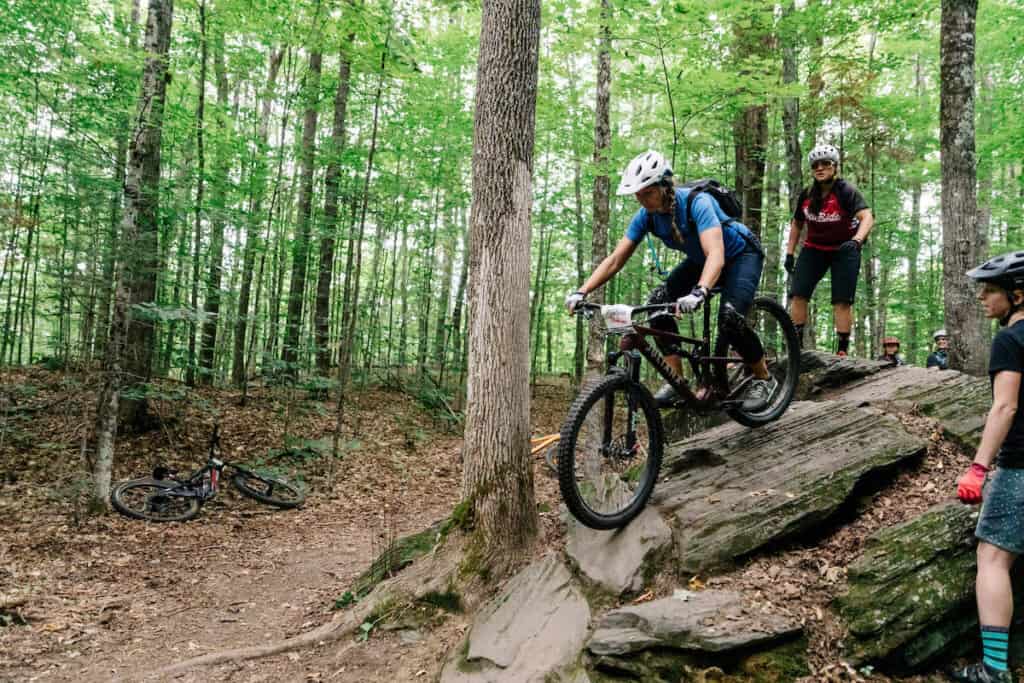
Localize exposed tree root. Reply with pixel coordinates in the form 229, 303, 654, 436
147, 535, 470, 680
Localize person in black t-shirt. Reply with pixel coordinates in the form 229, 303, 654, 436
785, 144, 874, 357
951, 252, 1024, 683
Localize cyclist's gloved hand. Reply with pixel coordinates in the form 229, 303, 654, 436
675, 286, 708, 314
784, 254, 795, 274
957, 462, 990, 504
565, 290, 586, 314
839, 239, 862, 254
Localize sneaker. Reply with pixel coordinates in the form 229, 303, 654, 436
741, 376, 778, 412
949, 662, 1014, 683
653, 383, 680, 408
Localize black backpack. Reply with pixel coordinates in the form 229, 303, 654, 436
678, 179, 743, 229
643, 178, 745, 279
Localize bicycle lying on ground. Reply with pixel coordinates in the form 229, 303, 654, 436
561, 290, 800, 530
110, 426, 305, 522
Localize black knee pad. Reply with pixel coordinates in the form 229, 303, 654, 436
720, 303, 764, 362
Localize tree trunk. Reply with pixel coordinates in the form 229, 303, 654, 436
587, 0, 612, 381
93, 0, 174, 501
315, 38, 354, 375
118, 0, 174, 428
461, 0, 541, 565
198, 28, 230, 384
282, 44, 323, 374
185, 0, 208, 388
781, 0, 803, 215
941, 0, 985, 375
232, 47, 283, 386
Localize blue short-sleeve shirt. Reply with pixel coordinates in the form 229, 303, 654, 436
624, 188, 754, 265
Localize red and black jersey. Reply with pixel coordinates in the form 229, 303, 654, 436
793, 179, 870, 251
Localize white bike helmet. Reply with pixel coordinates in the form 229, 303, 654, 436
933, 329, 948, 340
807, 144, 840, 167
616, 150, 672, 196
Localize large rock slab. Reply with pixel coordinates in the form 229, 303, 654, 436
835, 501, 1002, 671
566, 506, 673, 596
800, 350, 888, 390
652, 400, 926, 573
440, 554, 590, 682
588, 589, 801, 657
820, 365, 990, 449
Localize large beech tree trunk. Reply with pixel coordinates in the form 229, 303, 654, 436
461, 0, 541, 564
940, 0, 985, 375
118, 0, 173, 428
587, 0, 611, 382
93, 0, 174, 502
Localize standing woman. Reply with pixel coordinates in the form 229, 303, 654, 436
785, 144, 875, 356
565, 150, 774, 410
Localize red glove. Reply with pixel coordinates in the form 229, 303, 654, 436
957, 462, 990, 504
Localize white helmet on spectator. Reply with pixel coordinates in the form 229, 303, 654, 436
616, 150, 672, 195
933, 329, 948, 340
807, 144, 840, 167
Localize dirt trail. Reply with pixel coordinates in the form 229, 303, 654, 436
0, 371, 573, 682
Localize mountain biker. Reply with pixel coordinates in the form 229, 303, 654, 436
784, 144, 874, 357
928, 329, 950, 370
876, 336, 905, 366
565, 150, 774, 411
951, 252, 1024, 683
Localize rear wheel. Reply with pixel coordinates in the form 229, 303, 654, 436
110, 479, 201, 522
231, 468, 305, 509
557, 373, 663, 530
714, 296, 800, 427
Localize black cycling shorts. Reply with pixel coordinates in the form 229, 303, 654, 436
789, 245, 860, 305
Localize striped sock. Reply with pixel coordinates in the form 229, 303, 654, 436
981, 625, 1009, 672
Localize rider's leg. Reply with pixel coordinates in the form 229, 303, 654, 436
789, 247, 830, 346
831, 244, 861, 354
718, 245, 765, 371
647, 260, 700, 405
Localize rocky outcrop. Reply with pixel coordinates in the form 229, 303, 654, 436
440, 554, 590, 683
566, 506, 673, 596
587, 589, 802, 657
836, 502, 990, 670
654, 400, 926, 572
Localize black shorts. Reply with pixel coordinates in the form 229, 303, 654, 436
789, 245, 860, 304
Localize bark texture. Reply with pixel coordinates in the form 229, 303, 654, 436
94, 0, 174, 500
118, 0, 174, 427
587, 0, 611, 381
940, 0, 985, 375
462, 0, 542, 562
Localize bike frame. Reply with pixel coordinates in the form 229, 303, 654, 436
599, 290, 745, 412
155, 427, 226, 503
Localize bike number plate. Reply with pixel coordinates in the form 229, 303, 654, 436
602, 304, 634, 333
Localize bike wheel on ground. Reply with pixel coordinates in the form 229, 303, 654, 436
110, 479, 202, 522
231, 468, 305, 509
557, 372, 664, 530
714, 296, 801, 428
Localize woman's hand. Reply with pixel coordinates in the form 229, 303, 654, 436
675, 286, 708, 314
957, 462, 990, 504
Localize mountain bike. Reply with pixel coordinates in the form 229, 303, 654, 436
561, 290, 799, 529
110, 426, 305, 522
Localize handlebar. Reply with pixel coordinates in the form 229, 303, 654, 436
574, 286, 722, 318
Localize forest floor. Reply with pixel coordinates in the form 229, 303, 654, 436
0, 365, 1000, 682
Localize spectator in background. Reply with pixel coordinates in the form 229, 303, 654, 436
877, 336, 905, 366
928, 329, 950, 370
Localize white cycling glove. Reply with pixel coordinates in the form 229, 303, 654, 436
565, 291, 586, 314
675, 286, 708, 314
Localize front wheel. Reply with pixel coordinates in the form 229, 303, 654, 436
714, 296, 801, 428
110, 479, 202, 522
231, 468, 305, 509
557, 373, 664, 530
